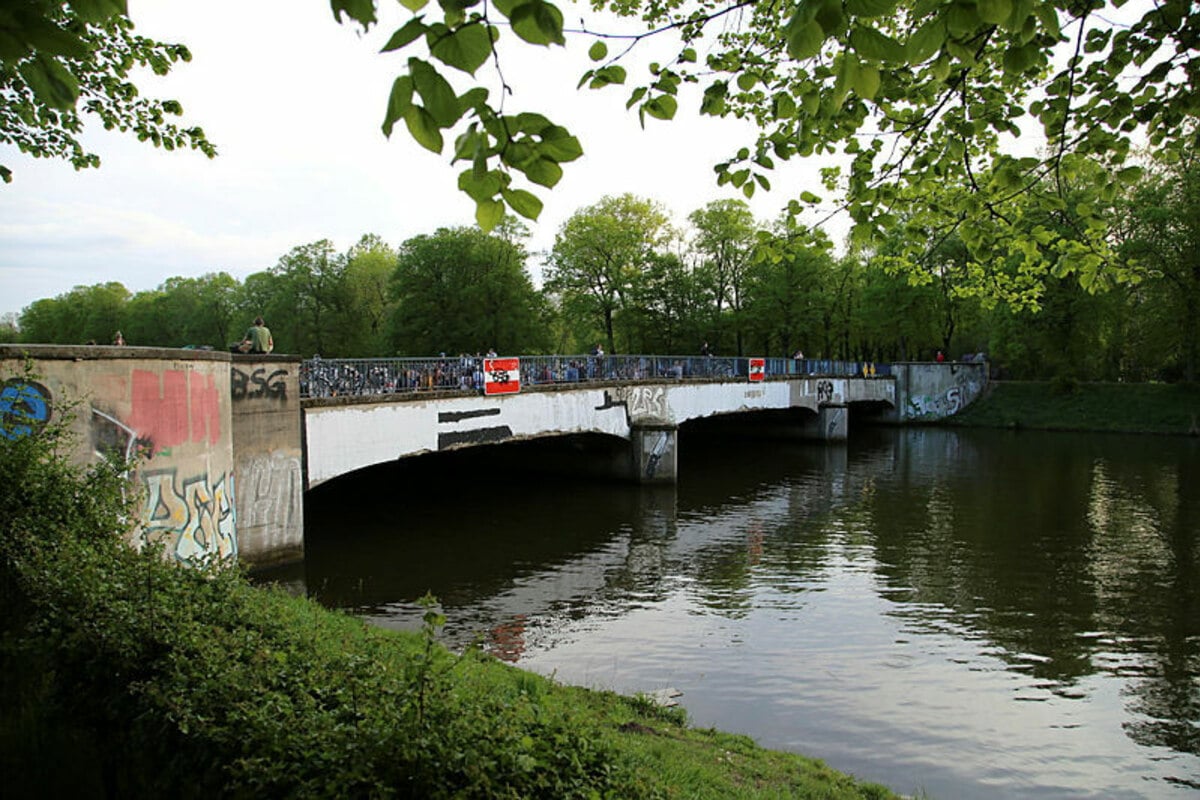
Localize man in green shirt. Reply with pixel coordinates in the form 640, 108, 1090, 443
238, 317, 273, 354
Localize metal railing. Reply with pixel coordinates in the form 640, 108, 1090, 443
299, 354, 891, 399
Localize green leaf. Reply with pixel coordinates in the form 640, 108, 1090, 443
458, 86, 489, 111
800, 190, 822, 203
537, 126, 583, 161
907, 17, 945, 64
331, 0, 381, 23
588, 40, 608, 61
22, 19, 91, 59
680, 47, 697, 63
774, 93, 797, 118
19, 55, 79, 111
814, 0, 847, 35
459, 168, 504, 201
507, 1, 566, 46
832, 52, 855, 108
410, 58, 461, 127
68, 0, 127, 23
852, 63, 881, 99
786, 20, 826, 60
976, 0, 1012, 25
430, 21, 492, 75
382, 18, 427, 52
476, 198, 505, 231
502, 187, 544, 219
521, 157, 563, 187
1001, 0, 1035, 31
845, 0, 897, 17
737, 73, 757, 91
1116, 165, 1144, 184
1002, 43, 1038, 75
396, 0, 429, 12
404, 105, 444, 152
700, 82, 727, 116
453, 125, 480, 161
849, 25, 907, 63
382, 75, 414, 137
587, 65, 626, 88
931, 53, 951, 82
946, 3, 979, 36
643, 95, 678, 120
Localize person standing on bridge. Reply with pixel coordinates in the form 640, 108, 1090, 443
237, 316, 274, 354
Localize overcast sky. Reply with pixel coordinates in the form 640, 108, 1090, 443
0, 0, 836, 319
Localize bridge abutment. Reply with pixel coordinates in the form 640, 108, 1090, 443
230, 355, 305, 568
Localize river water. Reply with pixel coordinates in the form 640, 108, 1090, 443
275, 426, 1200, 798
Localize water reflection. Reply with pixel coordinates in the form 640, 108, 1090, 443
282, 427, 1200, 798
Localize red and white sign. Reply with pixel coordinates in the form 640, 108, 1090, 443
483, 357, 521, 395
748, 357, 765, 382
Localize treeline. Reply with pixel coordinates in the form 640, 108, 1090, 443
4, 153, 1197, 382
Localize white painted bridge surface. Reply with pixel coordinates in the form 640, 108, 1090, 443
303, 377, 896, 488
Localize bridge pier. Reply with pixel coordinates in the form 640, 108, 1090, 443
630, 422, 678, 484
794, 404, 849, 441
818, 404, 849, 441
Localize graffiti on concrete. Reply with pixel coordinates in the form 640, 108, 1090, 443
128, 369, 221, 454
602, 386, 667, 422
236, 452, 302, 537
0, 379, 52, 439
825, 406, 846, 439
906, 374, 983, 420
817, 380, 834, 404
644, 430, 671, 478
231, 367, 288, 402
90, 408, 152, 462
141, 468, 237, 563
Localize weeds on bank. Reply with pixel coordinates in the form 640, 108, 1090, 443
947, 380, 1200, 435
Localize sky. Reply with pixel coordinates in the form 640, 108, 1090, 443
0, 0, 835, 319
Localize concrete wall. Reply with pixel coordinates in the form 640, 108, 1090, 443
229, 355, 305, 567
1, 345, 236, 563
303, 376, 900, 487
890, 362, 988, 422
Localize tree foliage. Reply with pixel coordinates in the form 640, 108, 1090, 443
0, 0, 215, 182
1113, 149, 1200, 381
389, 225, 549, 356
545, 193, 672, 352
332, 0, 1199, 305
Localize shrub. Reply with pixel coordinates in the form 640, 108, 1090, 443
0, 391, 644, 798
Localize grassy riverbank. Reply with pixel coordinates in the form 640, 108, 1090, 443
944, 380, 1200, 435
1, 420, 898, 799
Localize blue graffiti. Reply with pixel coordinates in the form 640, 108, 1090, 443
0, 379, 52, 440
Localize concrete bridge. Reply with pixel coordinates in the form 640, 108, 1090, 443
0, 346, 986, 570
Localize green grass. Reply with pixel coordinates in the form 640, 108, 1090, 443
944, 380, 1200, 435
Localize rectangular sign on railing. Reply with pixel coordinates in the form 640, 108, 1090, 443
483, 357, 520, 395
749, 357, 765, 382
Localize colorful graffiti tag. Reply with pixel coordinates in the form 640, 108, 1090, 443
0, 379, 52, 439
141, 468, 237, 563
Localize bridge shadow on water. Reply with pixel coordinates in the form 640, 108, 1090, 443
259, 417, 899, 636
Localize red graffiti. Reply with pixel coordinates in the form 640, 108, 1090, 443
128, 369, 221, 453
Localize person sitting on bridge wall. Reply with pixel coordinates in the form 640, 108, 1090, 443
235, 317, 274, 354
